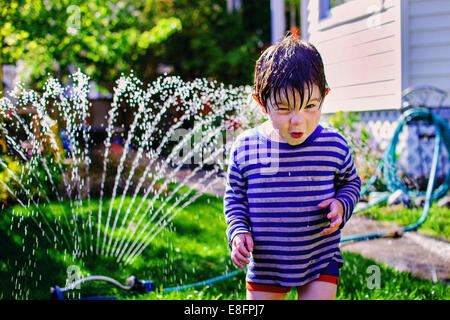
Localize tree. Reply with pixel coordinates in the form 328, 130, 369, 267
0, 0, 181, 92
150, 0, 271, 86
1, 0, 272, 91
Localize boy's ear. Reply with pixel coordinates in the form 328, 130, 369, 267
252, 94, 268, 114
324, 88, 330, 97
252, 94, 263, 106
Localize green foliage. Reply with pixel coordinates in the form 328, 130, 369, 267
1, 0, 181, 91
325, 111, 387, 193
327, 111, 370, 154
0, 156, 23, 204
151, 0, 270, 86
0, 151, 66, 206
330, 0, 347, 9
1, 0, 270, 92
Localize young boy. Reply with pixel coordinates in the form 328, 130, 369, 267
224, 35, 361, 300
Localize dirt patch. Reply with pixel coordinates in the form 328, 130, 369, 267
341, 215, 450, 284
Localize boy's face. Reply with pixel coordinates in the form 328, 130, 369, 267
260, 84, 324, 146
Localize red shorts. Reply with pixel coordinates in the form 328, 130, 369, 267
246, 261, 339, 293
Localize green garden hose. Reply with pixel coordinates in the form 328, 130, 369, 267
341, 107, 450, 242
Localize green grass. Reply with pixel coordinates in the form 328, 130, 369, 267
357, 202, 450, 241
0, 186, 448, 300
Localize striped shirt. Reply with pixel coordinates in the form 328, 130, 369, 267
224, 124, 361, 287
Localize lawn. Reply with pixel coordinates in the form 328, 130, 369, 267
0, 185, 448, 300
357, 202, 450, 241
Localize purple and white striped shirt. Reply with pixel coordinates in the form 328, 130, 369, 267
224, 124, 361, 287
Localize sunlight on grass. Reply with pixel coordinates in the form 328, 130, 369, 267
357, 203, 450, 241
1, 188, 448, 300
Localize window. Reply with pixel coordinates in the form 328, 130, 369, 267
320, 0, 357, 20
227, 0, 241, 13
319, 0, 331, 19
330, 0, 348, 9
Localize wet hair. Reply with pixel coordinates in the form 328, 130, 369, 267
254, 34, 329, 111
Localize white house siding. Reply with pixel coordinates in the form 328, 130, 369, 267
305, 0, 403, 113
408, 0, 450, 107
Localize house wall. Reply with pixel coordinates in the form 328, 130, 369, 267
305, 0, 403, 113
301, 0, 450, 111
407, 0, 450, 107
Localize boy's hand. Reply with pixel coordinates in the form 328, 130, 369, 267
231, 233, 254, 270
318, 198, 344, 236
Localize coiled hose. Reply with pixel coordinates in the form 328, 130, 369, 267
341, 106, 450, 242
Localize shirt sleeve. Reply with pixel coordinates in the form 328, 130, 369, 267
223, 141, 251, 247
335, 145, 361, 229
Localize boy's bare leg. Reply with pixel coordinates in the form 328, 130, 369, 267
297, 281, 337, 300
247, 290, 287, 300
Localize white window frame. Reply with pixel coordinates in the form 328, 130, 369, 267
318, 0, 385, 31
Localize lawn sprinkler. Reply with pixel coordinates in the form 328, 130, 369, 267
341, 86, 450, 243
50, 275, 155, 300
50, 269, 242, 300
